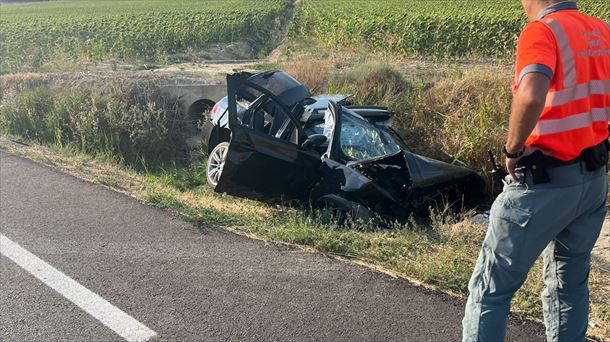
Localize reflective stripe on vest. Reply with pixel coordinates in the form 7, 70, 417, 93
545, 79, 610, 107
534, 107, 610, 135
545, 18, 577, 88
532, 18, 610, 137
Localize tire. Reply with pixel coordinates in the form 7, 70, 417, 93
206, 142, 229, 190
316, 195, 373, 226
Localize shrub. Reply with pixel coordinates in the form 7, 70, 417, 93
421, 71, 512, 173
0, 77, 187, 166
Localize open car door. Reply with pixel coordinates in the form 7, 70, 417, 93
214, 74, 322, 201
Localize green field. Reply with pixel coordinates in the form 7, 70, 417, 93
291, 0, 610, 59
0, 0, 291, 73
3, 0, 610, 73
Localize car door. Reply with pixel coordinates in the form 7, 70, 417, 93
214, 74, 322, 201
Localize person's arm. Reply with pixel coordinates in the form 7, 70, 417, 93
505, 73, 551, 181
505, 21, 556, 180
505, 73, 550, 153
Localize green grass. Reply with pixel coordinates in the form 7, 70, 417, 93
0, 76, 188, 166
0, 0, 292, 73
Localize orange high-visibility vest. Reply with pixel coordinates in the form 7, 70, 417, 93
519, 8, 610, 161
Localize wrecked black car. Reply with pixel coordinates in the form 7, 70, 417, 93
201, 71, 488, 222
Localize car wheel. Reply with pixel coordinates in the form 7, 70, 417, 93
206, 142, 229, 189
316, 194, 373, 226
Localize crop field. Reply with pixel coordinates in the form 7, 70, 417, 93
0, 0, 290, 73
3, 0, 609, 73
291, 0, 610, 59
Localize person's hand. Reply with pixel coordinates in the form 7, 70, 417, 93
505, 146, 551, 182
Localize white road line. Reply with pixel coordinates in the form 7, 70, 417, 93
0, 234, 157, 342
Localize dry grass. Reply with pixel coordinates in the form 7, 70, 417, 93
327, 60, 407, 106
0, 138, 148, 197
590, 266, 610, 338
0, 138, 270, 222
420, 70, 513, 172
282, 58, 335, 94
161, 187, 272, 220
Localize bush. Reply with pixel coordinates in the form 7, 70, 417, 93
0, 77, 187, 166
0, 87, 55, 142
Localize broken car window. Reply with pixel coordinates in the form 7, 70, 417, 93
339, 111, 401, 162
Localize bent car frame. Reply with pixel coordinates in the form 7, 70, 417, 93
201, 71, 488, 222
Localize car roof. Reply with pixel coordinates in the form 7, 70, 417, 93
244, 71, 310, 107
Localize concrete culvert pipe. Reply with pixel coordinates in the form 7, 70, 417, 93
187, 99, 216, 130
183, 99, 216, 149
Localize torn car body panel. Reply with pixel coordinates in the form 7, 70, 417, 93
320, 102, 487, 218
312, 158, 410, 220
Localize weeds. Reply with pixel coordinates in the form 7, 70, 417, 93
0, 77, 187, 167
328, 61, 406, 107
422, 70, 512, 173
283, 58, 335, 94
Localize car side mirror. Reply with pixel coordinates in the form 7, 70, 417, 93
302, 134, 327, 149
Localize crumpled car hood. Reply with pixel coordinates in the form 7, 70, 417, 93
344, 150, 486, 215
403, 152, 474, 189
348, 150, 475, 189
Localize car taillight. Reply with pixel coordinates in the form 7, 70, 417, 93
210, 102, 219, 119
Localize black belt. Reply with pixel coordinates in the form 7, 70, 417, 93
519, 140, 608, 169
516, 152, 582, 169
516, 140, 608, 184
543, 155, 584, 168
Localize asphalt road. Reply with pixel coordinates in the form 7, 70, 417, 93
0, 151, 546, 342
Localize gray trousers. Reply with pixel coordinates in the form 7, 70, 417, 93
462, 162, 607, 342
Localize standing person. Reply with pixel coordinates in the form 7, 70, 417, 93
462, 1, 610, 341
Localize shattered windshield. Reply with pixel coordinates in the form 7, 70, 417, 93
338, 110, 401, 162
